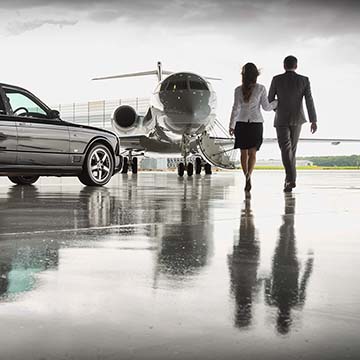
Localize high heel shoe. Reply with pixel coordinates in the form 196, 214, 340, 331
244, 175, 252, 192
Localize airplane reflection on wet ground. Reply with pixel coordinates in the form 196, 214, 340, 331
0, 171, 360, 360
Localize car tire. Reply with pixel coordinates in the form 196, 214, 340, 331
78, 143, 114, 186
8, 175, 40, 185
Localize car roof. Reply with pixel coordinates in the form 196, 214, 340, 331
0, 83, 29, 91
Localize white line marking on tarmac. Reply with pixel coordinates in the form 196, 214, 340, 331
1, 223, 157, 237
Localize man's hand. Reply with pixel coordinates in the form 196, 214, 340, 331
310, 122, 317, 134
229, 128, 235, 136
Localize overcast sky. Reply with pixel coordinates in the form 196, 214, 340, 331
1, 0, 360, 156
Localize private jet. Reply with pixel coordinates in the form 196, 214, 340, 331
93, 62, 235, 176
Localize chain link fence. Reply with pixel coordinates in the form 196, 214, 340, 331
52, 98, 150, 130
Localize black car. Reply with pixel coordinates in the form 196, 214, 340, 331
0, 83, 121, 186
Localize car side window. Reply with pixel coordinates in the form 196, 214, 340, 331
4, 88, 47, 118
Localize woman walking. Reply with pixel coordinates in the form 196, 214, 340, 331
229, 63, 277, 192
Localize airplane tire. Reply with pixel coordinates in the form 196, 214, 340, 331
178, 162, 185, 177
8, 175, 39, 185
204, 163, 212, 175
195, 157, 202, 174
131, 157, 138, 174
121, 157, 129, 174
187, 163, 194, 176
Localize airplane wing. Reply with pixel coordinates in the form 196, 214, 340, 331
263, 138, 360, 145
92, 71, 160, 81
211, 137, 360, 145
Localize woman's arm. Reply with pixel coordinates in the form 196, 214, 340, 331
260, 86, 278, 111
229, 88, 240, 132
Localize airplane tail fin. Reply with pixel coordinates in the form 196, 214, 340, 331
92, 61, 173, 82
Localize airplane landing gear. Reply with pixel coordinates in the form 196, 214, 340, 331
121, 152, 138, 174
178, 162, 185, 177
121, 157, 129, 174
195, 157, 202, 174
204, 163, 212, 175
131, 157, 138, 174
187, 163, 193, 176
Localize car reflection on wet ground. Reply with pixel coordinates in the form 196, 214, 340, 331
0, 171, 360, 360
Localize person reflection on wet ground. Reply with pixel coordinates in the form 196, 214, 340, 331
265, 193, 314, 335
228, 194, 260, 328
155, 177, 213, 284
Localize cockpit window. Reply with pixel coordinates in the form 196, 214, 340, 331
189, 80, 208, 91
166, 80, 188, 91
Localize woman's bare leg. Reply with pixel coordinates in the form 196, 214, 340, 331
240, 150, 249, 176
248, 148, 257, 176
244, 148, 257, 192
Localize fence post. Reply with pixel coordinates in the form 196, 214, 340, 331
88, 102, 90, 125
103, 100, 106, 128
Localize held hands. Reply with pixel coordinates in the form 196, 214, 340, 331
229, 128, 235, 136
310, 122, 318, 134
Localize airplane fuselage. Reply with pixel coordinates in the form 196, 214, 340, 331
151, 72, 217, 141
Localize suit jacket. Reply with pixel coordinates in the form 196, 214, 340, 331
268, 71, 317, 127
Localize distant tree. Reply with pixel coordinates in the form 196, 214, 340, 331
299, 155, 360, 167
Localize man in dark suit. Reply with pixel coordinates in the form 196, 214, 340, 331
269, 56, 317, 192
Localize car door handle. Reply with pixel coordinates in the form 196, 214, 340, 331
17, 122, 32, 126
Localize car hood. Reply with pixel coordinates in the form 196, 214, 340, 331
64, 121, 117, 136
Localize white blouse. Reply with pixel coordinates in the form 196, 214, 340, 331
229, 83, 277, 129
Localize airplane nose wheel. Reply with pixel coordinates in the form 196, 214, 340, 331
178, 162, 185, 177
187, 163, 194, 176
195, 157, 202, 174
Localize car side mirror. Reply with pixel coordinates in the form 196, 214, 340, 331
48, 109, 60, 119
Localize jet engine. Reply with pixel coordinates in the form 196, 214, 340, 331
112, 105, 140, 133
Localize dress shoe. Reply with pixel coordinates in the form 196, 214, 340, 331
283, 182, 293, 193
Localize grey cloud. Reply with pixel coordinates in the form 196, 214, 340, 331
6, 19, 78, 35
1, 0, 360, 38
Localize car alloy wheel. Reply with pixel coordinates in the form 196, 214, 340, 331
79, 143, 114, 186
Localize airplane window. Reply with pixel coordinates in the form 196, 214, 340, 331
166, 80, 188, 91
160, 81, 169, 91
189, 81, 209, 91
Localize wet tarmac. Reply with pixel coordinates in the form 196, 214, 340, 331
0, 171, 360, 360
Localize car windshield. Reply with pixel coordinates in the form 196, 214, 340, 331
4, 88, 47, 117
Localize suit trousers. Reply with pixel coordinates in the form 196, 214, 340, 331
276, 125, 302, 184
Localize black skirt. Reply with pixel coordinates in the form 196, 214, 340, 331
234, 122, 263, 151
